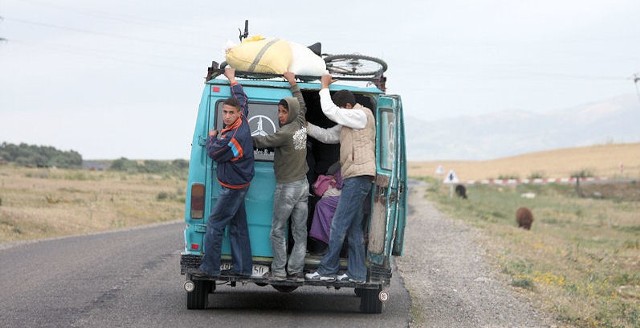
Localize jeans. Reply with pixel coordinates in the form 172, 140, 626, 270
199, 186, 252, 276
270, 178, 309, 276
317, 175, 371, 281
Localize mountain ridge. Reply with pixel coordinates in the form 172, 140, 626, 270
406, 93, 640, 160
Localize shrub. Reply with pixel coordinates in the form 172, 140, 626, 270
156, 192, 170, 201
511, 278, 535, 290
571, 169, 595, 178
109, 157, 189, 176
528, 171, 546, 179
156, 191, 178, 201
497, 174, 519, 180
0, 142, 82, 168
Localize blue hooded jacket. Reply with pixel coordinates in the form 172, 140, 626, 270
206, 82, 255, 189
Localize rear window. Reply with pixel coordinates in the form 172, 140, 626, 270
213, 101, 279, 162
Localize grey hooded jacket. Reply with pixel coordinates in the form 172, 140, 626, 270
252, 84, 308, 183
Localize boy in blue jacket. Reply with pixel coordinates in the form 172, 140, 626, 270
195, 68, 255, 278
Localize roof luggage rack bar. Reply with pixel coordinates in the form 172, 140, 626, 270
205, 61, 386, 87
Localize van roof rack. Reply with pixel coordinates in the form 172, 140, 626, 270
205, 61, 387, 91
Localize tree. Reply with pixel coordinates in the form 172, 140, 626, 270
0, 142, 83, 168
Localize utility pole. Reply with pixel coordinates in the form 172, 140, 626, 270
634, 73, 640, 103
0, 16, 5, 43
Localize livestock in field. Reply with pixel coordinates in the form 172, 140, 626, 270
455, 184, 467, 199
516, 207, 534, 230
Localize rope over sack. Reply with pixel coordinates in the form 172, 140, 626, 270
225, 36, 327, 75
225, 36, 291, 74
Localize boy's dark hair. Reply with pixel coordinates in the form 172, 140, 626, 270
223, 97, 240, 110
332, 90, 356, 108
278, 99, 289, 110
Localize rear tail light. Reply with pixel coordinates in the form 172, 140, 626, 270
190, 183, 205, 219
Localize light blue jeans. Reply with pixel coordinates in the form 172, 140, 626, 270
317, 175, 372, 281
199, 186, 252, 276
270, 178, 309, 276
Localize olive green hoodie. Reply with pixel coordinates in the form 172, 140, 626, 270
252, 84, 308, 183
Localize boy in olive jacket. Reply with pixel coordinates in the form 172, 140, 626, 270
253, 72, 308, 282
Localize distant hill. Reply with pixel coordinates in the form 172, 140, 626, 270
406, 94, 640, 160
409, 143, 640, 181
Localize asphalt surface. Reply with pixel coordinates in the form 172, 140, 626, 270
0, 221, 411, 328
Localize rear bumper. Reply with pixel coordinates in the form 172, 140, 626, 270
180, 253, 392, 289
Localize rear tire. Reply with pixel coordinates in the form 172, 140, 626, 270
186, 280, 212, 310
360, 287, 384, 313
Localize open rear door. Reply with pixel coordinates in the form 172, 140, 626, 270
367, 94, 406, 265
391, 96, 406, 256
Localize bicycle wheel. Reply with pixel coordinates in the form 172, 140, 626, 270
324, 54, 387, 76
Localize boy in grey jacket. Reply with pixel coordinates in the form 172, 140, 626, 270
252, 72, 309, 282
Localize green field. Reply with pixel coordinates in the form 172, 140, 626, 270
420, 177, 639, 327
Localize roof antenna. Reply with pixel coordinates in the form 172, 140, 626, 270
238, 20, 249, 42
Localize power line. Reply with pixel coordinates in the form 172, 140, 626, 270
1, 16, 5, 43
17, 0, 176, 26
5, 39, 201, 73
14, 0, 227, 38
5, 17, 212, 50
31, 39, 203, 62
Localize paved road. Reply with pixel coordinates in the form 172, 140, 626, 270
0, 222, 411, 328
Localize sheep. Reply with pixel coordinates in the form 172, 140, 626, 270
455, 184, 467, 199
516, 207, 534, 230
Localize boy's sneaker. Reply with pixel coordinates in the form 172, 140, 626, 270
287, 272, 305, 282
336, 273, 350, 281
337, 273, 365, 284
263, 272, 286, 281
305, 271, 336, 282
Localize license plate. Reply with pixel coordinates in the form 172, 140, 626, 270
220, 263, 269, 278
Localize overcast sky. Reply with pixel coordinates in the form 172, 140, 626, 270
1, 0, 639, 160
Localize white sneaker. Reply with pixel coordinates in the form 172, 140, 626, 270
337, 273, 365, 284
305, 271, 335, 282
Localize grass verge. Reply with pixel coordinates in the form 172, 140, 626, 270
419, 176, 640, 328
0, 165, 186, 243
